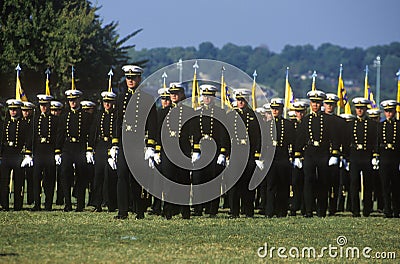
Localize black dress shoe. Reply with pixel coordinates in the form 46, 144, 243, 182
31, 206, 41, 212
289, 211, 296, 216
75, 208, 84, 212
64, 206, 73, 212
352, 213, 361, 217
135, 213, 145, 220
92, 207, 102, 212
304, 213, 313, 218
209, 214, 217, 218
114, 214, 128, 220
384, 214, 393, 218
165, 215, 172, 220
44, 207, 52, 211
192, 212, 203, 216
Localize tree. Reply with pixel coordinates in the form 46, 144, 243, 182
0, 0, 140, 101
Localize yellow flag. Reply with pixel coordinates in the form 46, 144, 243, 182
46, 78, 51, 95
336, 64, 348, 115
284, 67, 294, 118
71, 66, 76, 90
344, 103, 352, 115
15, 64, 28, 101
364, 65, 370, 99
45, 68, 51, 95
221, 68, 225, 109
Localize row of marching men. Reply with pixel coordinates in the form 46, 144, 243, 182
254, 92, 399, 218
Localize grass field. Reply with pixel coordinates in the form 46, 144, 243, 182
0, 206, 399, 263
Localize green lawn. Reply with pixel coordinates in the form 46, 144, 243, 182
0, 207, 399, 263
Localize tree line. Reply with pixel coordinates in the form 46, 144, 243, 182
0, 0, 144, 102
129, 42, 400, 101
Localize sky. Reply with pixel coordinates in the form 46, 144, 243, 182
94, 0, 399, 53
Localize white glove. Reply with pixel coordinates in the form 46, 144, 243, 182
339, 158, 345, 168
255, 159, 264, 170
153, 152, 161, 165
107, 157, 117, 170
372, 157, 379, 170
217, 154, 226, 166
340, 158, 350, 172
293, 158, 303, 169
86, 151, 95, 164
144, 147, 155, 160
109, 146, 119, 160
55, 154, 62, 166
191, 152, 200, 163
21, 155, 33, 168
328, 156, 339, 166
148, 158, 155, 169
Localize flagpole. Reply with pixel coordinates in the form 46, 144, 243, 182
374, 56, 381, 107
311, 71, 317, 91
284, 67, 289, 118
396, 69, 400, 119
15, 64, 22, 101
252, 70, 257, 110
364, 65, 369, 99
220, 66, 225, 109
192, 60, 199, 109
337, 64, 343, 115
108, 69, 114, 93
71, 66, 76, 90
162, 72, 167, 89
45, 68, 51, 96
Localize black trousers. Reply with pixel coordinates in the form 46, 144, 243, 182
327, 164, 340, 214
291, 166, 305, 214
93, 142, 117, 211
162, 150, 191, 218
192, 156, 220, 215
349, 151, 373, 216
0, 149, 24, 210
60, 143, 87, 210
380, 153, 400, 217
264, 156, 291, 217
33, 144, 56, 209
116, 144, 147, 217
303, 148, 330, 217
24, 166, 34, 205
338, 167, 351, 212
86, 163, 95, 206
230, 158, 256, 217
55, 164, 64, 205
